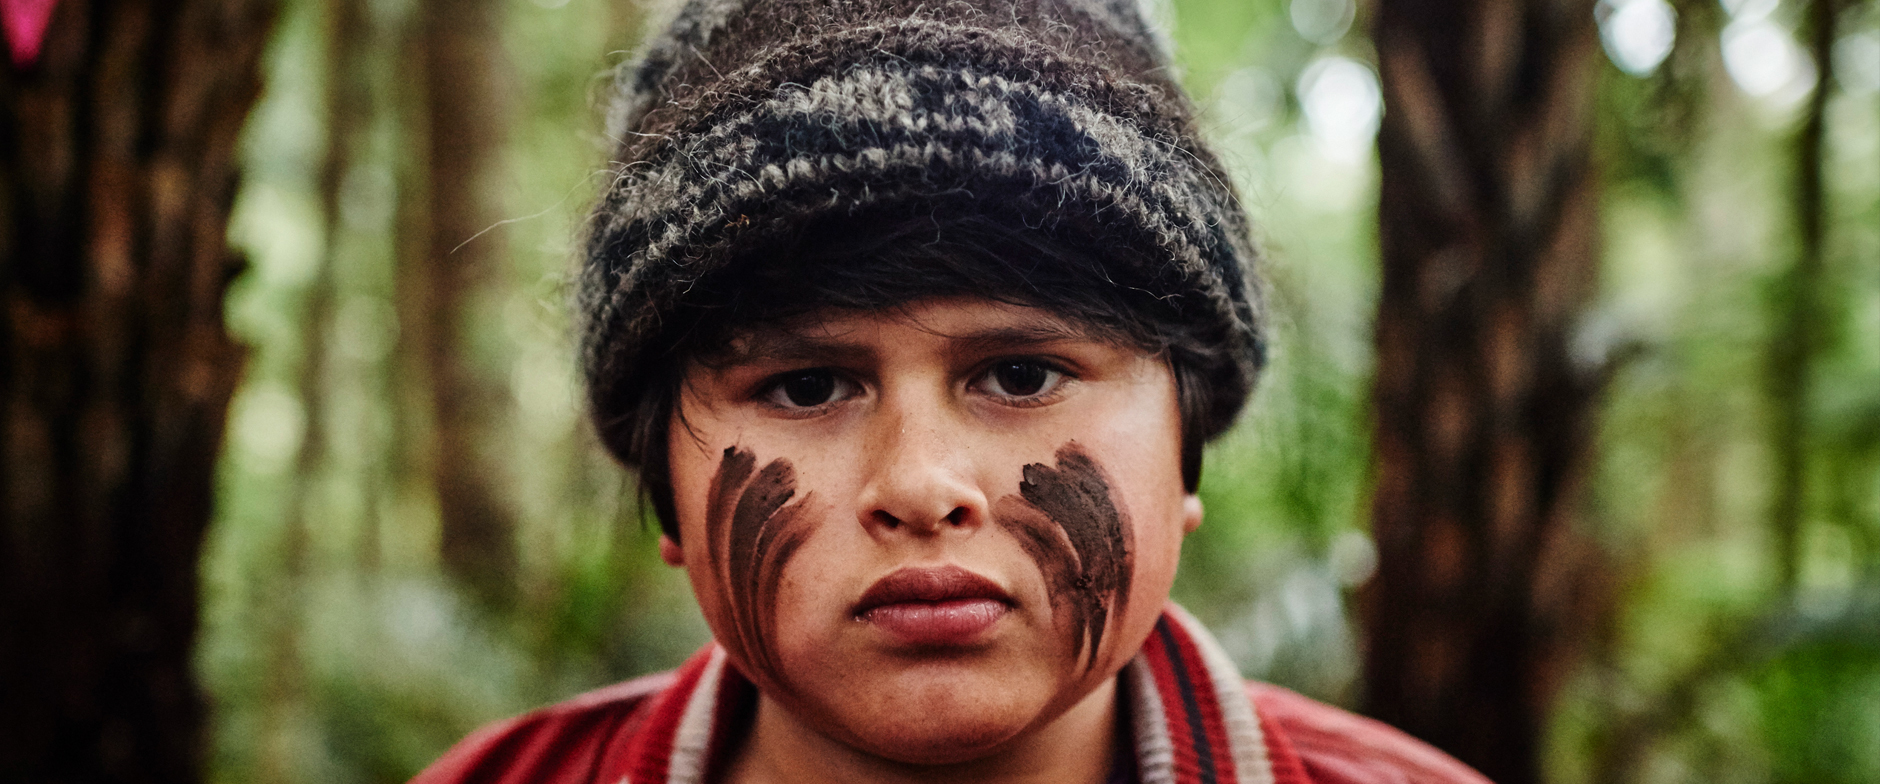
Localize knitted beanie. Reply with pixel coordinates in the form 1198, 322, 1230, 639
581, 0, 1264, 464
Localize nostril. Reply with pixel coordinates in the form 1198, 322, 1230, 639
873, 510, 902, 529
945, 507, 968, 526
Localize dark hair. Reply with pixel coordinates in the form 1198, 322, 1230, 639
610, 208, 1250, 540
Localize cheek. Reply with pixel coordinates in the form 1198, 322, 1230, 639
757, 530, 846, 639
994, 433, 1190, 671
677, 445, 821, 687
996, 445, 1138, 670
1111, 462, 1188, 615
1125, 509, 1183, 601
733, 521, 909, 707
1107, 469, 1191, 654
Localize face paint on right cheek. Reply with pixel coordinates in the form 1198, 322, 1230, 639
992, 442, 1133, 670
704, 445, 814, 681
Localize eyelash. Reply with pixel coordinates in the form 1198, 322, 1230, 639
757, 368, 855, 416
970, 358, 1073, 407
752, 357, 1076, 414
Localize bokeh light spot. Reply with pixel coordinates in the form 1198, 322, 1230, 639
1598, 0, 1678, 77
1297, 55, 1381, 164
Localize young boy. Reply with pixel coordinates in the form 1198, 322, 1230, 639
415, 1, 1491, 782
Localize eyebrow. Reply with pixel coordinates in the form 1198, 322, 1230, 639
720, 330, 875, 365
942, 323, 1098, 357
716, 319, 1104, 367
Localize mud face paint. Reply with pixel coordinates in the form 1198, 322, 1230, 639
992, 443, 1133, 669
705, 446, 814, 679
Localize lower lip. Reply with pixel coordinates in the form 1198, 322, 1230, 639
860, 599, 1007, 646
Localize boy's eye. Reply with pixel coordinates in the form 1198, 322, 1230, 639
763, 369, 853, 408
978, 360, 1065, 400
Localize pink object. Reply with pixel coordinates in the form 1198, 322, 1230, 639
860, 598, 1008, 646
3, 0, 58, 68
853, 564, 1015, 647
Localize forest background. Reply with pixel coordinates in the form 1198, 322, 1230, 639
1, 0, 1875, 782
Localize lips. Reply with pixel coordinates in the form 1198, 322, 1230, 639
854, 565, 1012, 646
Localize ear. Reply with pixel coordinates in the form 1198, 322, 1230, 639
1181, 494, 1203, 535
658, 534, 686, 567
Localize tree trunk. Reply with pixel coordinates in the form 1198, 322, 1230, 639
411, 0, 515, 603
0, 1, 275, 781
1766, 0, 1838, 592
1364, 2, 1605, 782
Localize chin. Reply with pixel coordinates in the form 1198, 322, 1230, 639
847, 713, 1021, 765
818, 676, 1046, 765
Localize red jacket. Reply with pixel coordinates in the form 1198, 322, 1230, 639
412, 605, 1491, 784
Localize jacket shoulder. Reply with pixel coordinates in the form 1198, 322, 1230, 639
409, 670, 677, 784
1246, 681, 1494, 784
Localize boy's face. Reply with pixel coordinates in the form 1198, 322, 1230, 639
663, 297, 1201, 764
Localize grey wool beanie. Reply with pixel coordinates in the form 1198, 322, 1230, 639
581, 0, 1265, 466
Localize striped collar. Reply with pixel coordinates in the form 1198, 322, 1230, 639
619, 604, 1291, 784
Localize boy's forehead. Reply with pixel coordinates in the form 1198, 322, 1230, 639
715, 299, 1126, 363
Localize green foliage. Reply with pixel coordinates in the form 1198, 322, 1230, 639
1755, 637, 1880, 783
1549, 1, 1880, 782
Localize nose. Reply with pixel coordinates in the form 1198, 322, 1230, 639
854, 402, 986, 537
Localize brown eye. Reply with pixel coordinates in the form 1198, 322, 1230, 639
979, 360, 1064, 400
765, 369, 847, 408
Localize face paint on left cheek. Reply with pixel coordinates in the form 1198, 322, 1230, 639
991, 443, 1133, 670
705, 446, 815, 681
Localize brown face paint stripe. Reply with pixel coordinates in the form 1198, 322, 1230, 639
996, 442, 1134, 669
992, 497, 1090, 661
706, 446, 812, 681
706, 446, 756, 578
705, 447, 757, 654
727, 458, 796, 599
751, 520, 810, 669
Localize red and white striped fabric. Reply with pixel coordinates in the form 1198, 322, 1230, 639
411, 605, 1491, 784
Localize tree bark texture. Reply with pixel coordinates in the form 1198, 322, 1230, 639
1364, 2, 1606, 783
0, 0, 274, 781
415, 0, 516, 603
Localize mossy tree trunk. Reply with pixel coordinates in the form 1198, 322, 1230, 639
0, 0, 274, 781
1364, 2, 1608, 782
409, 0, 516, 604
